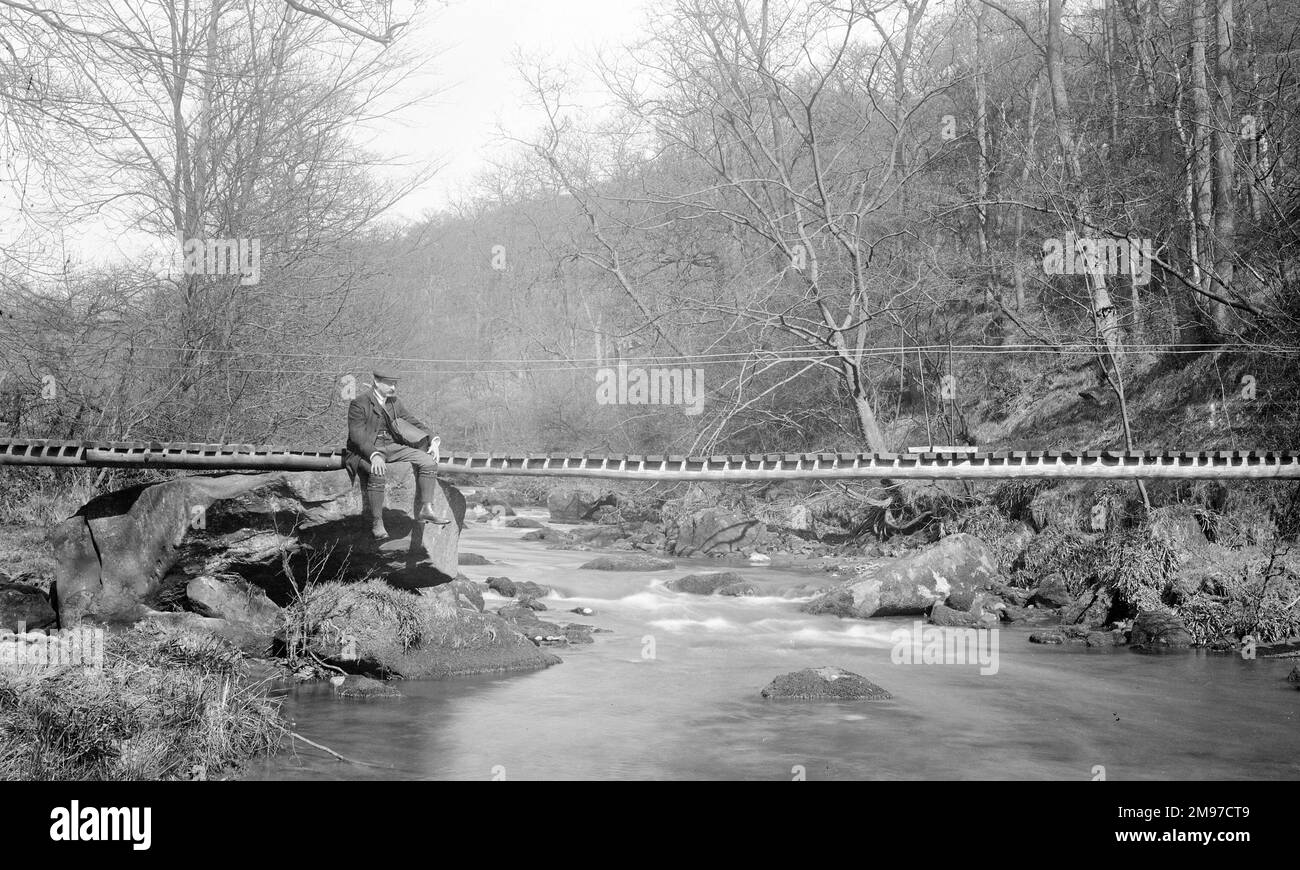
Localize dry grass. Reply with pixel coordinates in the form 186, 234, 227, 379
0, 621, 284, 780
0, 468, 97, 530
284, 578, 425, 669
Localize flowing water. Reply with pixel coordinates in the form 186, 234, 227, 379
248, 510, 1300, 781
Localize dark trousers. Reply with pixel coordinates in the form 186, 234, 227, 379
360, 442, 439, 508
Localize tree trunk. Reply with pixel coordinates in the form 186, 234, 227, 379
1191, 0, 1220, 336
1212, 0, 1236, 337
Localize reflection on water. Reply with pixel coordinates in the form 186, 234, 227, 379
247, 511, 1300, 781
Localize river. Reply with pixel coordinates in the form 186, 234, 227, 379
247, 509, 1300, 781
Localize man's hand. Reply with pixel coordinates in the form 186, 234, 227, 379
427, 436, 441, 465
370, 455, 386, 477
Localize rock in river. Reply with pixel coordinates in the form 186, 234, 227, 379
802, 533, 1001, 619
548, 487, 617, 523
485, 576, 551, 599
334, 675, 401, 698
666, 571, 747, 595
1129, 609, 1194, 648
667, 509, 765, 557
1029, 574, 1074, 608
761, 667, 891, 700
580, 554, 675, 571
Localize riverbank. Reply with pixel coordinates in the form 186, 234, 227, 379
0, 621, 284, 780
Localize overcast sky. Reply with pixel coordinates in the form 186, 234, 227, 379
0, 0, 651, 274
378, 0, 651, 219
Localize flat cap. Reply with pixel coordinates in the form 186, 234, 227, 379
372, 367, 401, 381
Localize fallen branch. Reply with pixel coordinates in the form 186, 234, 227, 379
289, 731, 389, 770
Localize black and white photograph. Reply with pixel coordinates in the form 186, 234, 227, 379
0, 0, 1297, 805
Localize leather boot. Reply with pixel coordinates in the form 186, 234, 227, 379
415, 474, 451, 525
367, 486, 389, 541
418, 503, 452, 525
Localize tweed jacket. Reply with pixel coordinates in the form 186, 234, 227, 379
344, 390, 431, 480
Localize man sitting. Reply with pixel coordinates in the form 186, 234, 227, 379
345, 367, 450, 545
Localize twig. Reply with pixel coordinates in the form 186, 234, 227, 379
309, 651, 347, 676
288, 731, 389, 769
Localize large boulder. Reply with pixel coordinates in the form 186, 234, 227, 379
0, 583, 57, 632
50, 469, 466, 627
547, 488, 616, 523
668, 509, 765, 557
666, 571, 748, 595
1060, 586, 1113, 627
1129, 609, 1194, 648
1029, 574, 1074, 608
802, 534, 1002, 619
296, 581, 560, 678
760, 667, 891, 700
185, 575, 283, 653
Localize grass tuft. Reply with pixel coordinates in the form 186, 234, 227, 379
0, 622, 284, 780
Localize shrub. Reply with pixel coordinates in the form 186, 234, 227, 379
1096, 527, 1178, 612
1178, 554, 1300, 644
1014, 525, 1105, 592
990, 480, 1050, 524
954, 503, 1028, 575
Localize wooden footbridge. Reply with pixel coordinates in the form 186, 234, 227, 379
1, 438, 1298, 480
